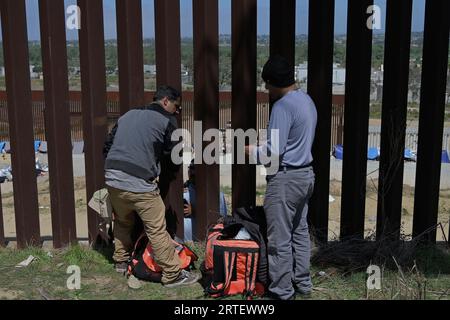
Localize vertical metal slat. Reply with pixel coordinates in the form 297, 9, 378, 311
307, 0, 335, 243
0, 0, 40, 248
376, 0, 413, 241
413, 0, 450, 243
39, 0, 77, 248
232, 0, 257, 210
154, 0, 185, 240
193, 0, 220, 240
78, 0, 108, 244
116, 0, 145, 114
340, 0, 373, 240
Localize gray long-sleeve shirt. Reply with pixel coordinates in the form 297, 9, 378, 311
254, 89, 317, 170
104, 103, 178, 185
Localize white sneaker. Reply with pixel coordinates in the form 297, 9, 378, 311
127, 274, 143, 289
163, 270, 200, 288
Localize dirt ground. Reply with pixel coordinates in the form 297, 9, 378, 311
326, 180, 450, 241
0, 154, 449, 242
252, 180, 450, 241
1, 175, 89, 239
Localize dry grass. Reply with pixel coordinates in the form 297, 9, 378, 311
311, 223, 449, 272
309, 223, 450, 300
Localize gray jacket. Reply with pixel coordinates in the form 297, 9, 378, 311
104, 103, 178, 181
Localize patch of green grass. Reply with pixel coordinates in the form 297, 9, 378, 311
0, 246, 66, 299
61, 244, 113, 273
0, 244, 210, 300
414, 245, 450, 275
189, 241, 205, 269
308, 267, 367, 300
220, 186, 231, 196
1, 242, 449, 300
256, 186, 266, 197
1, 246, 52, 267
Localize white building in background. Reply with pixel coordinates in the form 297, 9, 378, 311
68, 66, 80, 77
332, 63, 346, 84
295, 63, 308, 82
371, 69, 384, 83
30, 65, 40, 79
332, 84, 345, 95
0, 67, 5, 77
180, 64, 189, 76
295, 62, 346, 85
143, 64, 189, 77
144, 64, 157, 75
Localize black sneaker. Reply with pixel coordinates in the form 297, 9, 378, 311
163, 270, 201, 288
115, 262, 128, 274
261, 292, 296, 300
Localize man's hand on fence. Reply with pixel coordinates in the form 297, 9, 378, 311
184, 203, 192, 217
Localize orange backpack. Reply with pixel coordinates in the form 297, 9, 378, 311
128, 233, 198, 282
202, 224, 265, 299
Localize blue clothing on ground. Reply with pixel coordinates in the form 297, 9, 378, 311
183, 182, 227, 241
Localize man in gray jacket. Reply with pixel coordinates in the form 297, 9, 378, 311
104, 85, 199, 288
246, 55, 317, 300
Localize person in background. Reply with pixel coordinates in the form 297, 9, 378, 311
183, 161, 227, 242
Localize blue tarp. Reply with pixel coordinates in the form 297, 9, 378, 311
331, 145, 450, 163
333, 144, 344, 160
34, 140, 41, 152
404, 149, 415, 161
442, 150, 450, 164
367, 147, 379, 160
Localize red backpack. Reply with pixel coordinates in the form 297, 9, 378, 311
128, 234, 198, 282
201, 224, 265, 299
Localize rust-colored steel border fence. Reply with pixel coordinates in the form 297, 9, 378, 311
0, 91, 344, 149
0, 0, 448, 248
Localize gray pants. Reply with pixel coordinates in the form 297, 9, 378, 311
264, 167, 315, 300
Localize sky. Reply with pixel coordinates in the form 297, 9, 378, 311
1, 0, 426, 41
